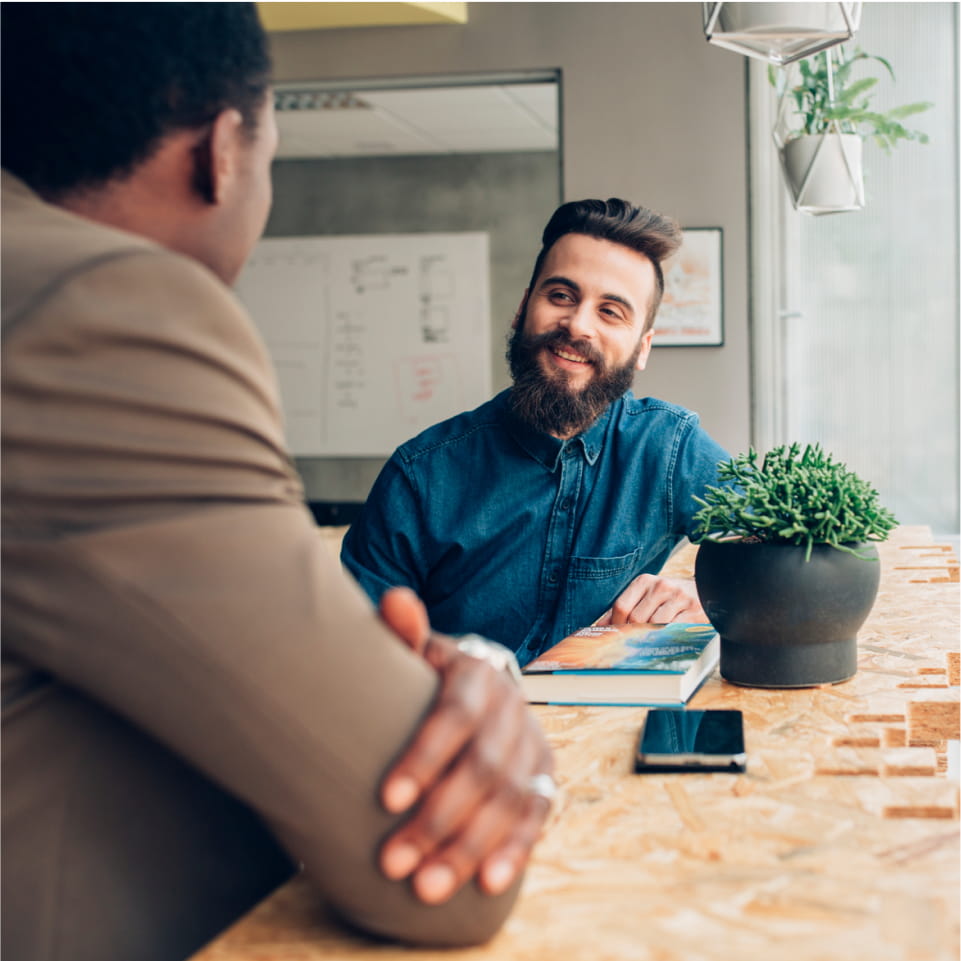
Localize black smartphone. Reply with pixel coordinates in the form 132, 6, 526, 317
634, 708, 746, 774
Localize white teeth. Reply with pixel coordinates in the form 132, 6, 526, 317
554, 347, 589, 364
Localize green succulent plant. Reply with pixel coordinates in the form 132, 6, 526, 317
692, 443, 898, 561
770, 45, 933, 152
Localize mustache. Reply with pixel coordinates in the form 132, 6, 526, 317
522, 328, 605, 369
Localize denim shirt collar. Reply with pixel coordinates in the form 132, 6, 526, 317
497, 388, 616, 471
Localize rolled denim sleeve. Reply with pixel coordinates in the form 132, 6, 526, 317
341, 454, 426, 604
671, 415, 730, 538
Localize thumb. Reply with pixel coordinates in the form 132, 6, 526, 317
379, 586, 431, 655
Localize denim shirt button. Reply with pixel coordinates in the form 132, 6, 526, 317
548, 571, 559, 584
560, 498, 571, 511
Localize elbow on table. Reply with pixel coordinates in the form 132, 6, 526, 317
330, 874, 524, 948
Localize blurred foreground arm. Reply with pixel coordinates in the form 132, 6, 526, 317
1, 244, 550, 951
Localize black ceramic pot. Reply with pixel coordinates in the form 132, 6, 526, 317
694, 541, 881, 688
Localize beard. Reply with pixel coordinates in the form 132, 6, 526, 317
506, 322, 642, 437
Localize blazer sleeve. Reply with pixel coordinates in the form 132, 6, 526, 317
1, 249, 520, 946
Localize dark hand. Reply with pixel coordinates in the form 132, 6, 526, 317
378, 588, 554, 905
595, 574, 707, 626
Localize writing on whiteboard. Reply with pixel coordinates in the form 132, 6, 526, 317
234, 233, 491, 456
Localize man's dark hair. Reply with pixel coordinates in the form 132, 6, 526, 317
525, 198, 683, 331
1, 2, 272, 198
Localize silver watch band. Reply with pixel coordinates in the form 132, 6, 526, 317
455, 634, 524, 685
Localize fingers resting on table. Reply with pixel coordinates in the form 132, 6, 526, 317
377, 587, 554, 906
596, 574, 706, 626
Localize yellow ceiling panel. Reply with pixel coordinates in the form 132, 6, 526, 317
257, 2, 467, 32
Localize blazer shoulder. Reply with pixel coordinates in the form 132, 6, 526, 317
1, 177, 233, 337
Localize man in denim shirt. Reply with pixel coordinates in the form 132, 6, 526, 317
342, 199, 729, 666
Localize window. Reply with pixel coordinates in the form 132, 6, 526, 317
749, 3, 959, 538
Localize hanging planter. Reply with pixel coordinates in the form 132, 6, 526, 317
779, 130, 863, 214
703, 2, 861, 65
771, 45, 933, 215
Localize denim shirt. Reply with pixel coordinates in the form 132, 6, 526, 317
342, 389, 729, 666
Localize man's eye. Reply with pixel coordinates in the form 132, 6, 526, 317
549, 290, 573, 303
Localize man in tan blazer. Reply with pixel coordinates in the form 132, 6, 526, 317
1, 6, 553, 960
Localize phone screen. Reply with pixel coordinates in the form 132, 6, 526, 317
634, 708, 746, 773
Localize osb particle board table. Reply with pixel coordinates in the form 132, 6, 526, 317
192, 526, 960, 961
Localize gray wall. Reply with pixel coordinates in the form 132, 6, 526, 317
268, 1, 752, 499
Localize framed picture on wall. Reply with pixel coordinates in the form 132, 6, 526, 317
652, 227, 724, 347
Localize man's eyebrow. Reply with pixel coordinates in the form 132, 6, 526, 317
539, 274, 635, 315
539, 274, 581, 295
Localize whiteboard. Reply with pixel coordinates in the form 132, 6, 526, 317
234, 233, 491, 456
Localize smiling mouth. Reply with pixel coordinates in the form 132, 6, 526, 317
551, 346, 592, 365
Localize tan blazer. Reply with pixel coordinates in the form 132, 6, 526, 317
1, 172, 518, 960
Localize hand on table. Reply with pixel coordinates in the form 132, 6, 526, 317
376, 587, 555, 906
595, 574, 707, 626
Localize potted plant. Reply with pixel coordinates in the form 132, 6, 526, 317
692, 443, 897, 687
771, 45, 933, 213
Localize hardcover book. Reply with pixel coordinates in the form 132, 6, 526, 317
521, 622, 720, 706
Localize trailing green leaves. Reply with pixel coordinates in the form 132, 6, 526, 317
769, 45, 932, 153
692, 443, 897, 561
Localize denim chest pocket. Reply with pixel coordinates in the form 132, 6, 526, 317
564, 548, 642, 635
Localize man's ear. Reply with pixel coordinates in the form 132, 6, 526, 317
512, 289, 530, 330
635, 328, 655, 372
198, 108, 245, 205
189, 130, 216, 204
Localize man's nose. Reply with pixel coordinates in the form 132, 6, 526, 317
561, 302, 595, 341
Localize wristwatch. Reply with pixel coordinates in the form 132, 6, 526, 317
455, 634, 524, 685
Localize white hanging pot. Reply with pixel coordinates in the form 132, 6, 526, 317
704, 2, 863, 65
780, 132, 864, 214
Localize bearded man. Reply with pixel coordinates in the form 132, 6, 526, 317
342, 198, 729, 666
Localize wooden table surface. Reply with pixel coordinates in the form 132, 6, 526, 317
192, 526, 960, 961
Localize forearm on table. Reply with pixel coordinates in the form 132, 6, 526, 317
2, 503, 520, 946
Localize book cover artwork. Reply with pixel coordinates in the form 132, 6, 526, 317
526, 622, 718, 674
522, 622, 719, 706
